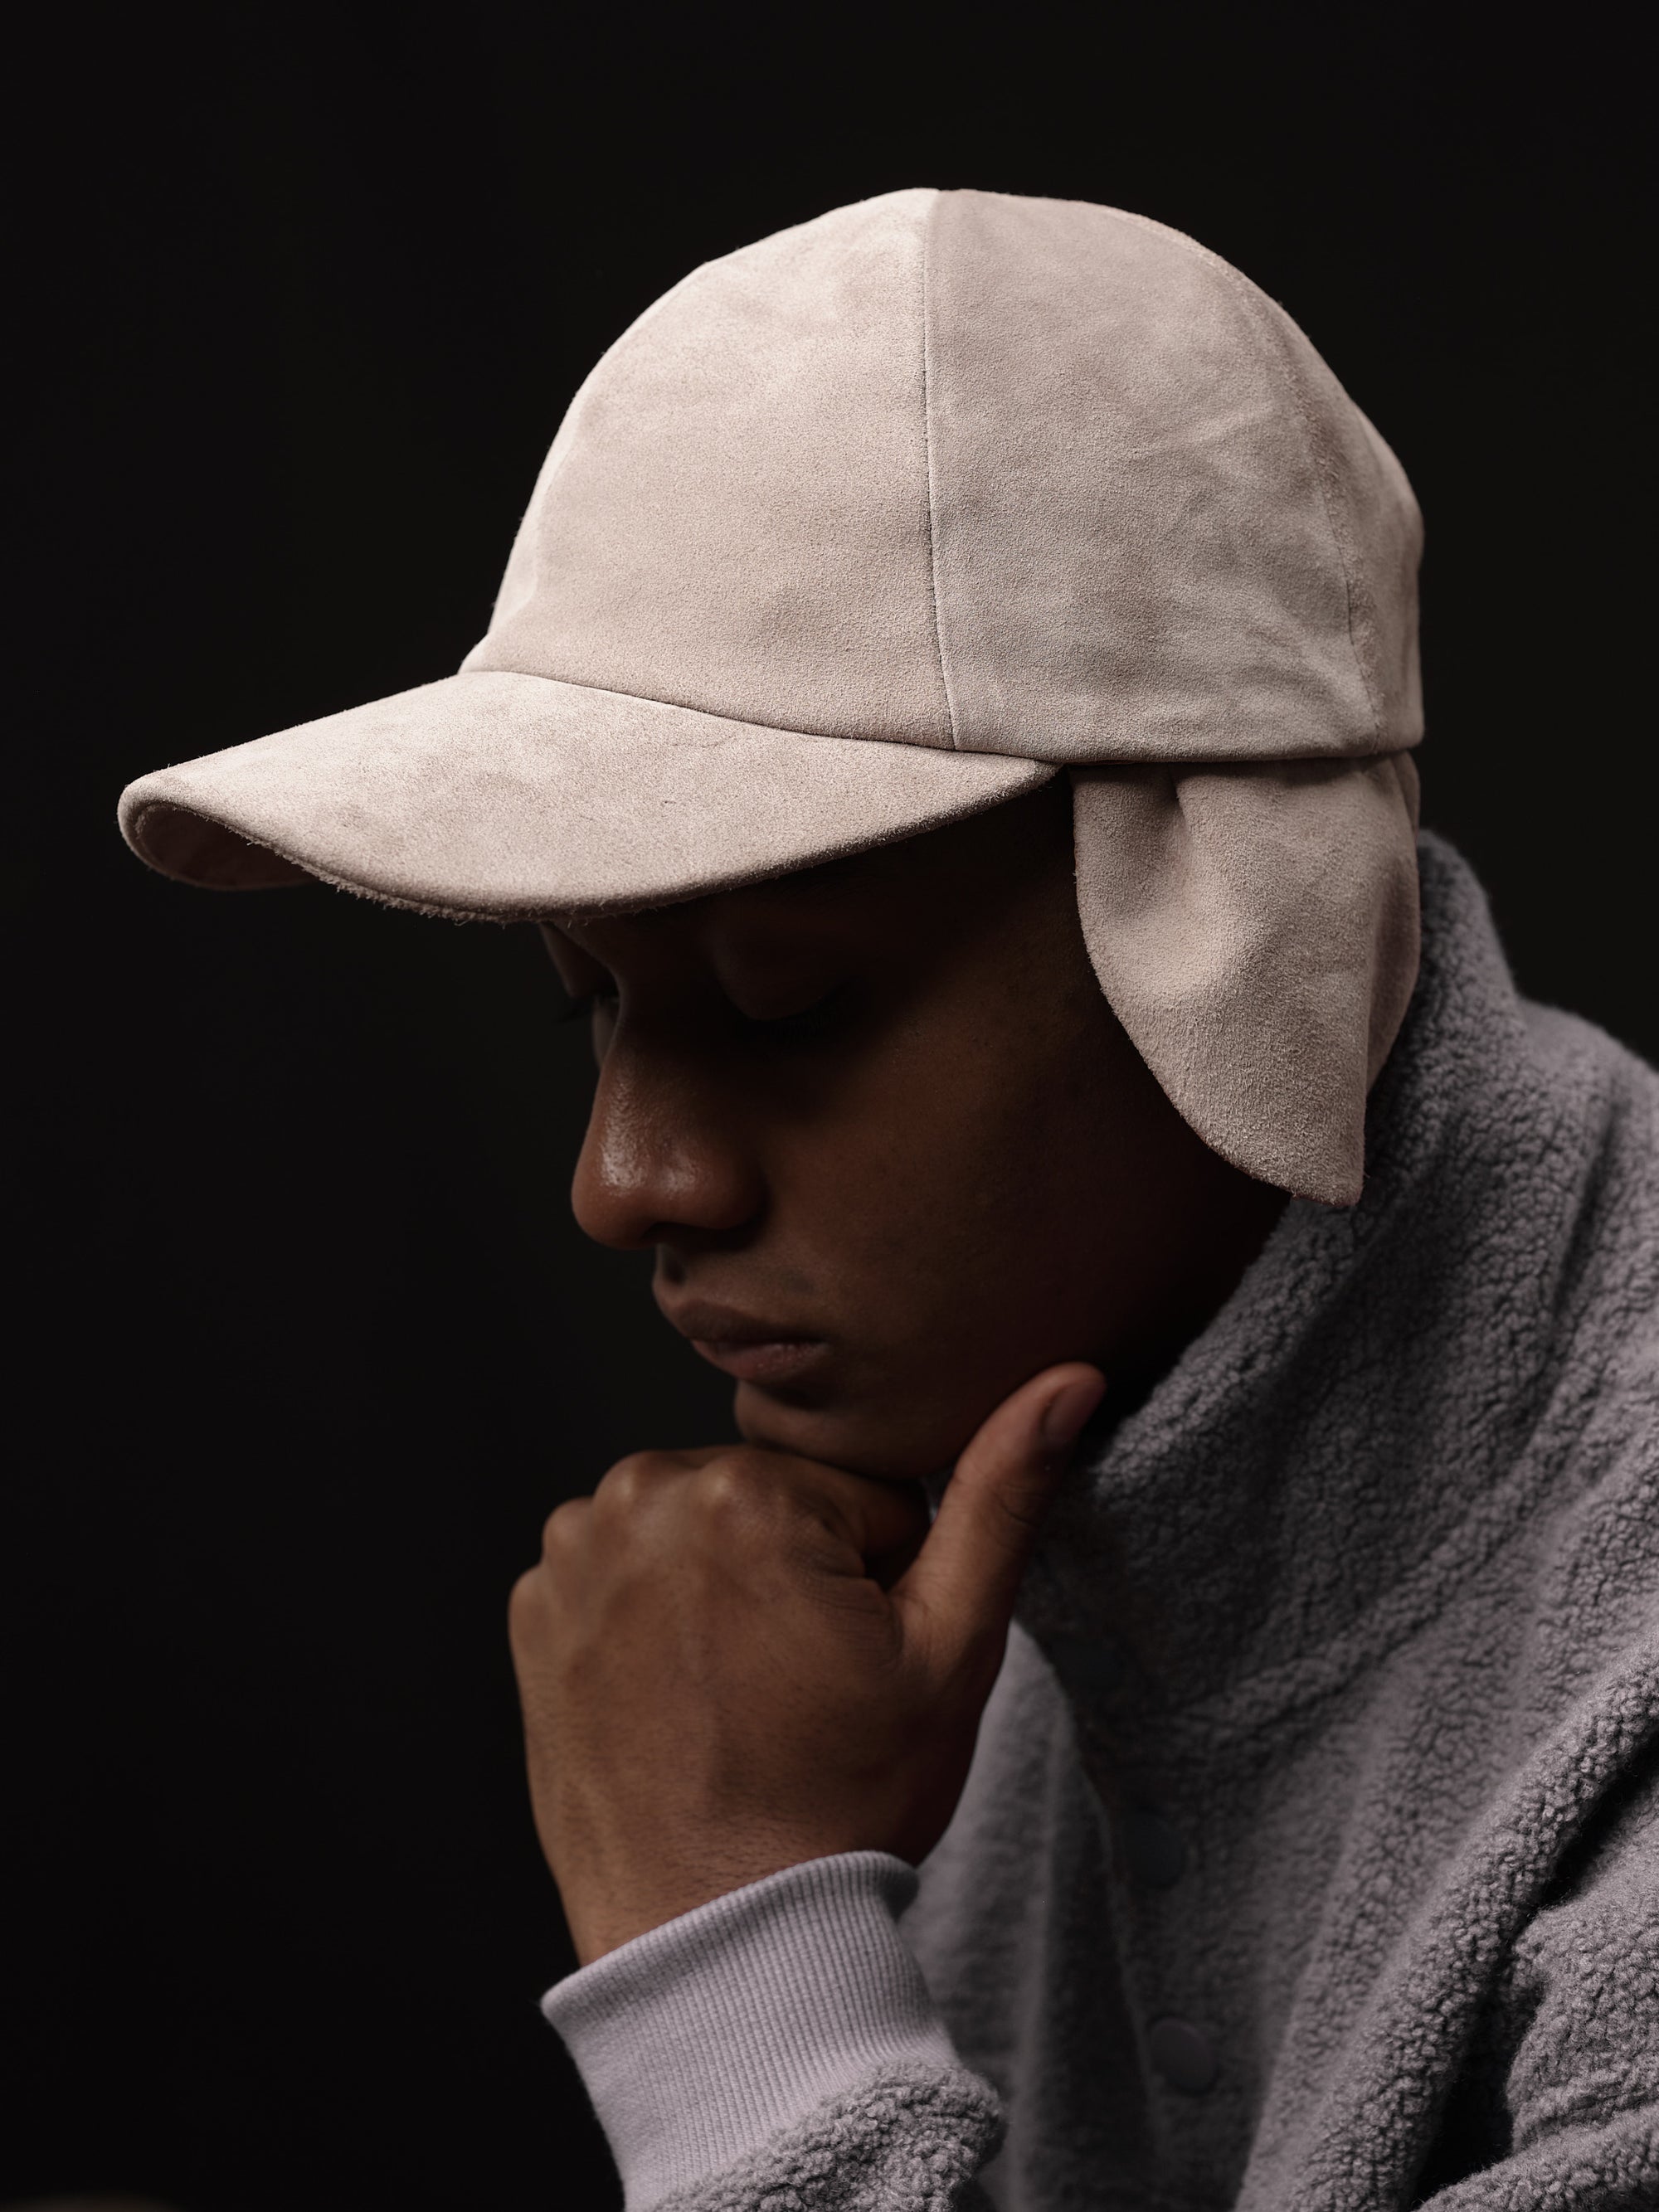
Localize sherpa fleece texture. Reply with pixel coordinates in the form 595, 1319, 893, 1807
547, 838, 1659, 2210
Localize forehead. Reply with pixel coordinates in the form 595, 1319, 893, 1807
548, 845, 894, 964
547, 780, 1072, 967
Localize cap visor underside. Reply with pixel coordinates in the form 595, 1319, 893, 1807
118, 670, 1055, 920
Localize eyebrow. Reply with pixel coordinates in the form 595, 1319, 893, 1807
765, 848, 880, 897
538, 830, 912, 969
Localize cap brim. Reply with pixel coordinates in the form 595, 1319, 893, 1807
118, 670, 1056, 920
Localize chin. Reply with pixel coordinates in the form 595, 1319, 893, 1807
733, 1381, 970, 1484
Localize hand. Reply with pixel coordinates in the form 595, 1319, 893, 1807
508, 1363, 1105, 1963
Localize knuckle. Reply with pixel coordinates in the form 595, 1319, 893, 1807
973, 1469, 1048, 1554
595, 1450, 675, 1513
507, 1566, 548, 1646
991, 1483, 1045, 1542
540, 1497, 589, 1560
690, 1450, 769, 1524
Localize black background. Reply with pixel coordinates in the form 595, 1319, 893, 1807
7, 6, 1647, 2210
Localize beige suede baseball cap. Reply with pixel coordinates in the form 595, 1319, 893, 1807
119, 187, 1420, 924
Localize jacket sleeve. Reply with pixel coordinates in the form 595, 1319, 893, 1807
542, 1851, 1003, 2210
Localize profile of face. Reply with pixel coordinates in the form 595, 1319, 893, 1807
543, 779, 1283, 1482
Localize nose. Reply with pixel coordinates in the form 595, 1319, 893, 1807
571, 1037, 764, 1252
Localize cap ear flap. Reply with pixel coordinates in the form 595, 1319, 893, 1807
1070, 755, 1421, 1207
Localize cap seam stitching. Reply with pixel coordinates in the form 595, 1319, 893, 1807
1233, 285, 1387, 744
1108, 207, 1387, 748
447, 662, 970, 751
919, 193, 961, 751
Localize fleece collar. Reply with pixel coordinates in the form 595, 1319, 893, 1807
1022, 835, 1613, 1743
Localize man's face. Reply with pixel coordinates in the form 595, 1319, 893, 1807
543, 779, 1281, 1480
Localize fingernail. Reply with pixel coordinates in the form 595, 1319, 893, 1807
1041, 1373, 1106, 1451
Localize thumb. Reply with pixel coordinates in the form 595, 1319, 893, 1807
895, 1363, 1105, 1654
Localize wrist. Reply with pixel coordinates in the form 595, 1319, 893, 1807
546, 1852, 990, 2205
559, 1824, 878, 1965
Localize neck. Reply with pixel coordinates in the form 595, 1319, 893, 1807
1101, 1169, 1287, 1429
1022, 840, 1566, 1748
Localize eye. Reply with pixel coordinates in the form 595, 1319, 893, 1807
727, 980, 846, 1035
554, 981, 616, 1018
586, 990, 620, 1066
555, 984, 619, 1064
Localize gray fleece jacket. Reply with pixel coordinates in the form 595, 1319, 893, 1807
545, 837, 1659, 2210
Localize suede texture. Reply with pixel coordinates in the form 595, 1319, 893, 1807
923, 195, 1422, 763
471, 188, 951, 746
117, 187, 1426, 1202
1073, 752, 1422, 1202
120, 673, 1050, 915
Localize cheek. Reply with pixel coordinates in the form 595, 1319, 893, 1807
770, 1005, 1123, 1352
735, 980, 1156, 1475
735, 1109, 1105, 1480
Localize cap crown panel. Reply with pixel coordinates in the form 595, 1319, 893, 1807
926, 192, 1408, 762
467, 190, 954, 749
465, 187, 1421, 767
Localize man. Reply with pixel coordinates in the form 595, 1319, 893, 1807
119, 192, 1657, 2208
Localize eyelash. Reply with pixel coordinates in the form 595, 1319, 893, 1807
736, 982, 845, 1033
560, 984, 842, 1033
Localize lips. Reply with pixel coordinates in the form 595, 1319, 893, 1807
659, 1298, 831, 1388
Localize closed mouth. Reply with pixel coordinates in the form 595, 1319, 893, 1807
659, 1298, 831, 1388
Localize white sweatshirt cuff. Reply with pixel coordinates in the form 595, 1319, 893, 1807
542, 1851, 961, 2207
